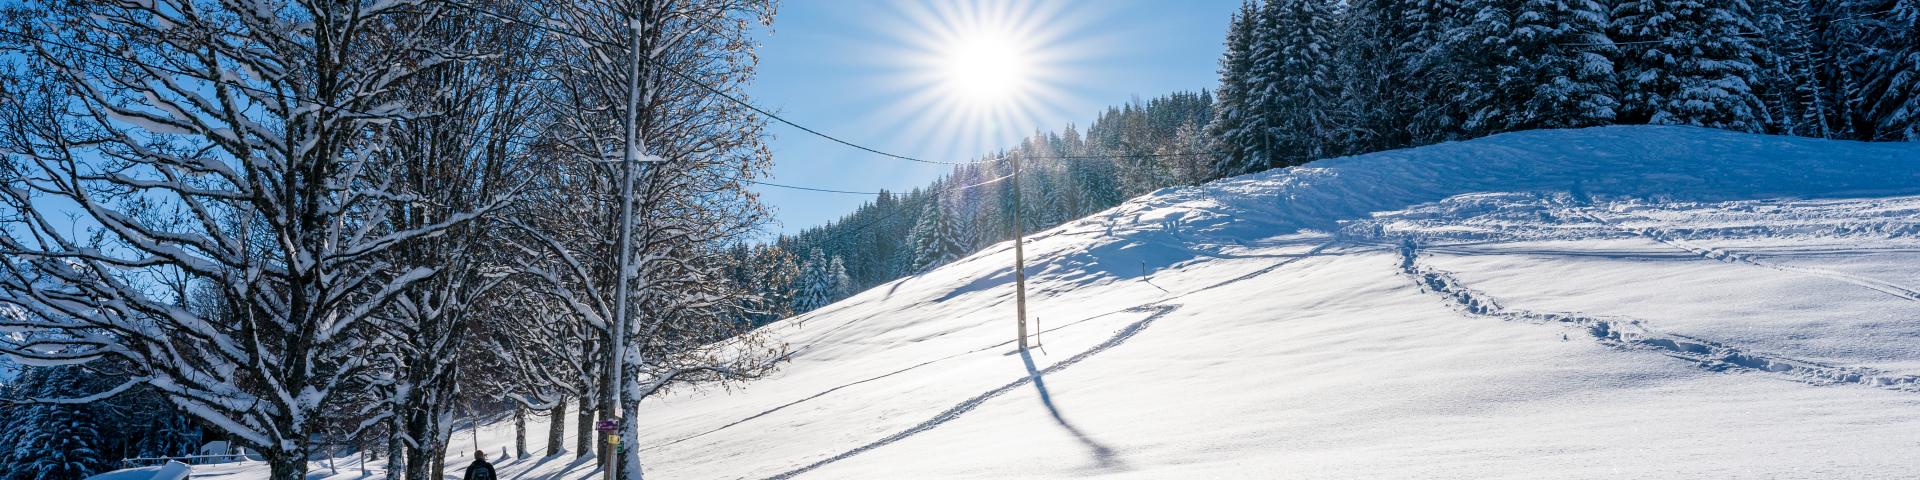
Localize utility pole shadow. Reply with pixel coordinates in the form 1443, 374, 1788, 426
1019, 348, 1124, 470
762, 304, 1176, 480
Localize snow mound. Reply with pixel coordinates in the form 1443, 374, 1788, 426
243, 126, 1920, 479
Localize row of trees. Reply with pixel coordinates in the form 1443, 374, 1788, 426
0, 1, 783, 479
1211, 0, 1920, 175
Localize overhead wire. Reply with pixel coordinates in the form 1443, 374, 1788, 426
439, 0, 1220, 165
2, 11, 1205, 200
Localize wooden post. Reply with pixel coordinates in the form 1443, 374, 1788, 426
1011, 155, 1030, 351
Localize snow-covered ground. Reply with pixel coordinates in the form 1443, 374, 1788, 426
194, 126, 1920, 479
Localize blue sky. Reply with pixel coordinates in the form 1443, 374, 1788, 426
748, 0, 1241, 235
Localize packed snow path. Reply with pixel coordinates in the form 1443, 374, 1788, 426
209, 126, 1920, 479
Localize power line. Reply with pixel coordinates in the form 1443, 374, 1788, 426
440, 1, 985, 166
0, 27, 882, 197
439, 1, 1223, 165
741, 179, 886, 195
1, 21, 1207, 200
747, 170, 1013, 197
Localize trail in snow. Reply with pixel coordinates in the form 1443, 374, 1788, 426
1396, 240, 1920, 392
1563, 206, 1920, 304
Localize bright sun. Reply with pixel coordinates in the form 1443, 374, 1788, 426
873, 0, 1088, 158
941, 33, 1032, 105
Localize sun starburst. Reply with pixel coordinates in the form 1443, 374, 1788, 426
870, 0, 1091, 159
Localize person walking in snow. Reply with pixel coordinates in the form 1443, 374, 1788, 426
465, 450, 498, 480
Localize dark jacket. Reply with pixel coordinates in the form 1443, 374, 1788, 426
464, 458, 498, 480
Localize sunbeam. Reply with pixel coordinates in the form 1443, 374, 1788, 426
872, 0, 1093, 158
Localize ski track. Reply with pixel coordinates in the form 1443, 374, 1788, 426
1397, 240, 1920, 393
1566, 207, 1920, 305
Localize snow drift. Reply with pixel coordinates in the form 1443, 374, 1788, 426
209, 126, 1920, 479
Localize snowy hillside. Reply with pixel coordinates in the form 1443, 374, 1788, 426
216, 126, 1920, 478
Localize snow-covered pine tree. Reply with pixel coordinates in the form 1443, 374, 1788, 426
829, 256, 854, 300
0, 367, 108, 480
1456, 0, 1619, 134
1257, 0, 1341, 167
1843, 0, 1920, 140
1334, 0, 1404, 153
1065, 128, 1124, 212
1757, 0, 1838, 137
1161, 120, 1216, 185
1097, 103, 1177, 196
1402, 0, 1471, 142
1613, 0, 1769, 131
1245, 0, 1287, 169
1033, 158, 1070, 227
1210, 0, 1268, 178
910, 196, 967, 272
792, 249, 833, 313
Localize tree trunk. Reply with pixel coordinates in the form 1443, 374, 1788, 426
547, 400, 568, 456
618, 399, 644, 480
595, 407, 610, 465
599, 344, 617, 469
515, 405, 529, 458
386, 417, 406, 477
266, 444, 310, 480
576, 404, 596, 458
405, 423, 449, 480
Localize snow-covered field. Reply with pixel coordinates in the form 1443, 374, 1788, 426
198, 126, 1920, 478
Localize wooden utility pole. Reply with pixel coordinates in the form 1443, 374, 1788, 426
1010, 155, 1030, 351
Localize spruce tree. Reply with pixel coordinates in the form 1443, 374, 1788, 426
1259, 0, 1341, 166
1845, 0, 1920, 139
1245, 0, 1285, 169
1613, 0, 1768, 131
792, 248, 834, 313
1336, 0, 1407, 153
1209, 0, 1267, 178
1404, 0, 1471, 142
828, 256, 853, 300
1, 367, 108, 480
909, 197, 966, 272
1758, 0, 1837, 137
1457, 0, 1619, 134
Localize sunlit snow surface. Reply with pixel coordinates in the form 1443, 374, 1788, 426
203, 126, 1920, 479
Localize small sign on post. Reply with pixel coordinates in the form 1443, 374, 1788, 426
606, 434, 621, 446
595, 420, 617, 433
